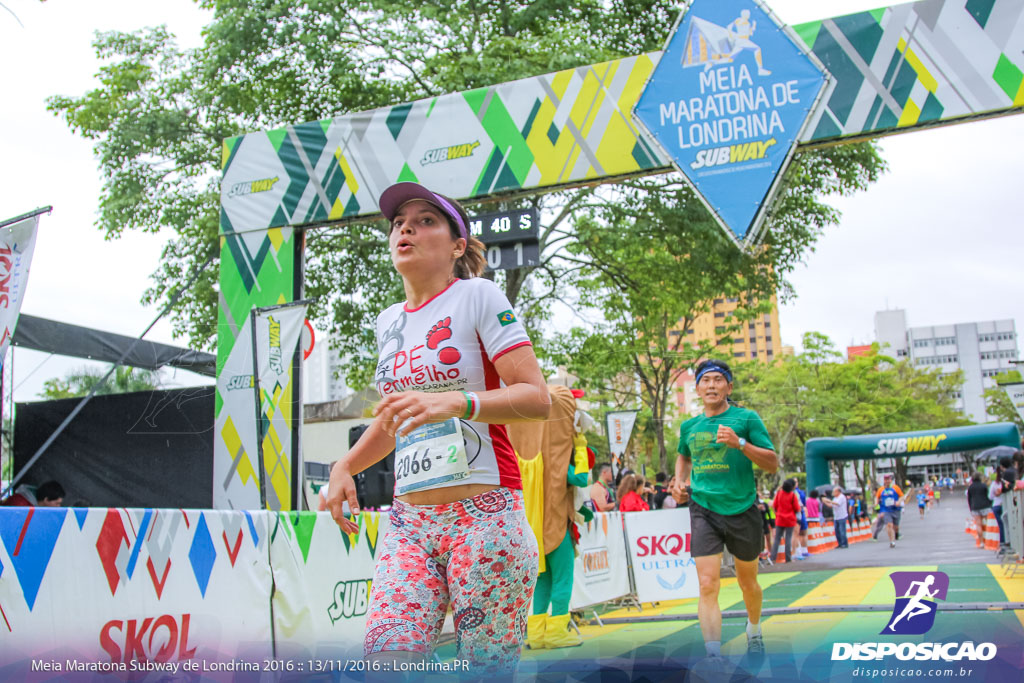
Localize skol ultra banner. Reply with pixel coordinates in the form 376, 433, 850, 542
0, 213, 40, 361
623, 508, 699, 603
0, 507, 273, 672
268, 510, 390, 660
253, 304, 308, 510
569, 512, 631, 610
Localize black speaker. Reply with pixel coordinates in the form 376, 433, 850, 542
349, 425, 395, 508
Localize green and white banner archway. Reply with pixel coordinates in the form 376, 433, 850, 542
805, 422, 1022, 490
215, 0, 1024, 509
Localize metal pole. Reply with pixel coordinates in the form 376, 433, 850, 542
0, 206, 52, 231
250, 309, 269, 510
0, 251, 216, 500
589, 601, 1024, 626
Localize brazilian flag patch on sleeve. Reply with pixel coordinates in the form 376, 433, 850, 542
497, 310, 517, 326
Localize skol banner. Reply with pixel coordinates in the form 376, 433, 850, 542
569, 512, 631, 610
0, 507, 273, 673
605, 411, 638, 475
269, 510, 389, 660
623, 508, 699, 603
0, 213, 40, 361
253, 303, 308, 510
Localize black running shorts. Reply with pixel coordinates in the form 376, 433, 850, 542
689, 499, 764, 562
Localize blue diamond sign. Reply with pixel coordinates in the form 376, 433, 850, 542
633, 0, 829, 249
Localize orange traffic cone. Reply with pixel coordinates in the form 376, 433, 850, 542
984, 513, 1000, 551
808, 522, 823, 555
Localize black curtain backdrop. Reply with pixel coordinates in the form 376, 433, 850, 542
13, 387, 214, 508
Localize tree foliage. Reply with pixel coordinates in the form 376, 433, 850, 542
49, 0, 889, 425
39, 366, 160, 400
550, 140, 886, 472
984, 370, 1024, 432
46, 0, 684, 385
733, 334, 971, 489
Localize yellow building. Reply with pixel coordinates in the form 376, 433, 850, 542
672, 295, 782, 416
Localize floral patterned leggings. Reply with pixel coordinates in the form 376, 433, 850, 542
363, 487, 539, 674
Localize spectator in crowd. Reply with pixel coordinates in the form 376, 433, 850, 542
617, 474, 651, 512
989, 470, 1006, 548
967, 471, 992, 549
589, 463, 616, 512
757, 494, 773, 562
770, 479, 802, 563
805, 489, 822, 526
999, 455, 1018, 544
2, 480, 65, 507
652, 472, 671, 509
794, 481, 809, 560
822, 486, 850, 548
661, 476, 679, 509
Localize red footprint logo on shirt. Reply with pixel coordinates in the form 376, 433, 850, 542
426, 317, 461, 365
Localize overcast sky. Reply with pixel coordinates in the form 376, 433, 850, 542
1, 0, 1021, 403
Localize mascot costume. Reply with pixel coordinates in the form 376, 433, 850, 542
508, 385, 592, 649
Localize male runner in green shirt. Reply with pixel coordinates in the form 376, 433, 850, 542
672, 359, 779, 660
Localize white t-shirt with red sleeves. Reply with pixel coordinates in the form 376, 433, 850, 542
374, 277, 532, 491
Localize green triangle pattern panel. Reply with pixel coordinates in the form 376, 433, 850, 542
213, 225, 296, 509
219, 53, 664, 234
220, 2, 1024, 235
479, 92, 535, 188
801, 0, 1024, 142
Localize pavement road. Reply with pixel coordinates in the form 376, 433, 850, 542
761, 491, 1003, 572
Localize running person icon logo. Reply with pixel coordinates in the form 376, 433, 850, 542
882, 571, 950, 635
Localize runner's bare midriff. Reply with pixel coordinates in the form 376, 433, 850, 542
398, 483, 501, 506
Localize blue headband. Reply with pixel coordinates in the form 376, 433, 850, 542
696, 363, 732, 384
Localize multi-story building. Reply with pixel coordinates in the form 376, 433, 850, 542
302, 332, 352, 405
672, 295, 783, 416
873, 309, 1019, 422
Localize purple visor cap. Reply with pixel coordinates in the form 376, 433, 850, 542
378, 182, 468, 241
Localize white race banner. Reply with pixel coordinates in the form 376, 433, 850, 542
569, 512, 631, 610
623, 509, 698, 603
254, 304, 307, 396
213, 314, 261, 510
270, 510, 390, 660
1002, 382, 1024, 422
0, 507, 273, 671
253, 303, 308, 510
0, 214, 40, 360
605, 411, 638, 475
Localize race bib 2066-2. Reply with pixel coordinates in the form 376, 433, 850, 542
394, 418, 471, 496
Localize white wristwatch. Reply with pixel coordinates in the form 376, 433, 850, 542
738, 437, 747, 449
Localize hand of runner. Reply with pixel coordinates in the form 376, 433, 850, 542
374, 390, 464, 438
671, 478, 690, 503
716, 425, 740, 448
321, 462, 362, 534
